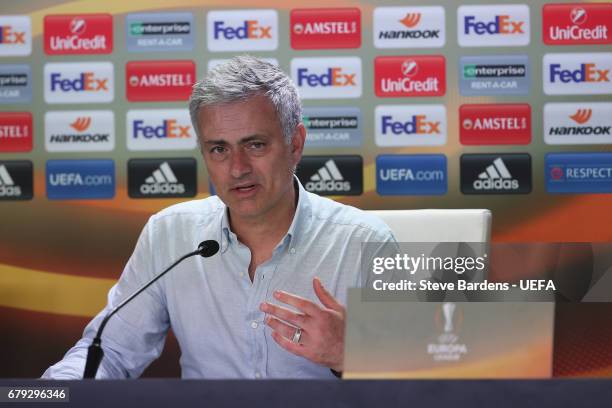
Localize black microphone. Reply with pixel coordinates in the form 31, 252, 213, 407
83, 240, 220, 379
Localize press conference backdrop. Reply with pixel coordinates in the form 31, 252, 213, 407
0, 0, 611, 377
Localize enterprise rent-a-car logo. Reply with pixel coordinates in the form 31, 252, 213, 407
126, 12, 194, 52
459, 55, 530, 96
0, 64, 32, 104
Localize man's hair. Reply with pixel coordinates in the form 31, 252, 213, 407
189, 55, 302, 145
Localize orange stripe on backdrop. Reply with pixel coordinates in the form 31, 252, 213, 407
493, 195, 612, 242
0, 263, 114, 317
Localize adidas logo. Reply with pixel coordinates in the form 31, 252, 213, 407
305, 159, 351, 192
140, 161, 185, 195
0, 164, 22, 197
473, 158, 519, 190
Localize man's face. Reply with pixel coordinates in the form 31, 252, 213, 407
198, 95, 305, 221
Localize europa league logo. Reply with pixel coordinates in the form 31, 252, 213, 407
442, 302, 456, 333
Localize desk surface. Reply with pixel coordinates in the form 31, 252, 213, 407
0, 379, 611, 408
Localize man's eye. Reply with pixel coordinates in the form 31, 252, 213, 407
249, 142, 265, 150
210, 146, 226, 154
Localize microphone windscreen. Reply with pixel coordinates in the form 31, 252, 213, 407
198, 240, 220, 258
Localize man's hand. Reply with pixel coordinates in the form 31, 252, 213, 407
259, 277, 345, 372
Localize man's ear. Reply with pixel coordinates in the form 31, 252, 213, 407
290, 122, 306, 163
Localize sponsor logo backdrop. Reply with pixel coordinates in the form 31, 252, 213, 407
1, 0, 611, 379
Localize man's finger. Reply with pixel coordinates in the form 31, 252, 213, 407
313, 277, 343, 312
260, 302, 309, 328
270, 331, 308, 358
265, 316, 305, 342
273, 290, 321, 317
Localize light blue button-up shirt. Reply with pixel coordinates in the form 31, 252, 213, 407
43, 180, 395, 379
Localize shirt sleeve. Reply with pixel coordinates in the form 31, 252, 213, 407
41, 217, 170, 379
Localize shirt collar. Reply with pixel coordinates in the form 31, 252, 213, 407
218, 175, 311, 254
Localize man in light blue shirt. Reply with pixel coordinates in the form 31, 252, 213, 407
43, 56, 395, 379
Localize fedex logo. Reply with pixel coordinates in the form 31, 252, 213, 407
0, 25, 26, 44
297, 67, 356, 87
382, 115, 440, 135
213, 20, 271, 39
207, 10, 278, 51
458, 5, 530, 47
0, 16, 31, 56
375, 105, 446, 146
464, 15, 524, 35
291, 57, 362, 99
543, 53, 612, 95
549, 63, 609, 83
127, 109, 196, 151
44, 62, 114, 104
50, 72, 108, 91
133, 120, 190, 138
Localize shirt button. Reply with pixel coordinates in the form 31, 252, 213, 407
289, 248, 296, 254
251, 321, 258, 329
254, 372, 262, 379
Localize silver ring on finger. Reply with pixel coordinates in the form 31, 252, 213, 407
292, 327, 302, 344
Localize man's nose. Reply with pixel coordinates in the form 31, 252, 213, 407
229, 149, 252, 178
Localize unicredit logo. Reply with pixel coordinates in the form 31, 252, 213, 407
126, 60, 195, 102
543, 4, 611, 45
44, 14, 113, 55
375, 56, 445, 97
